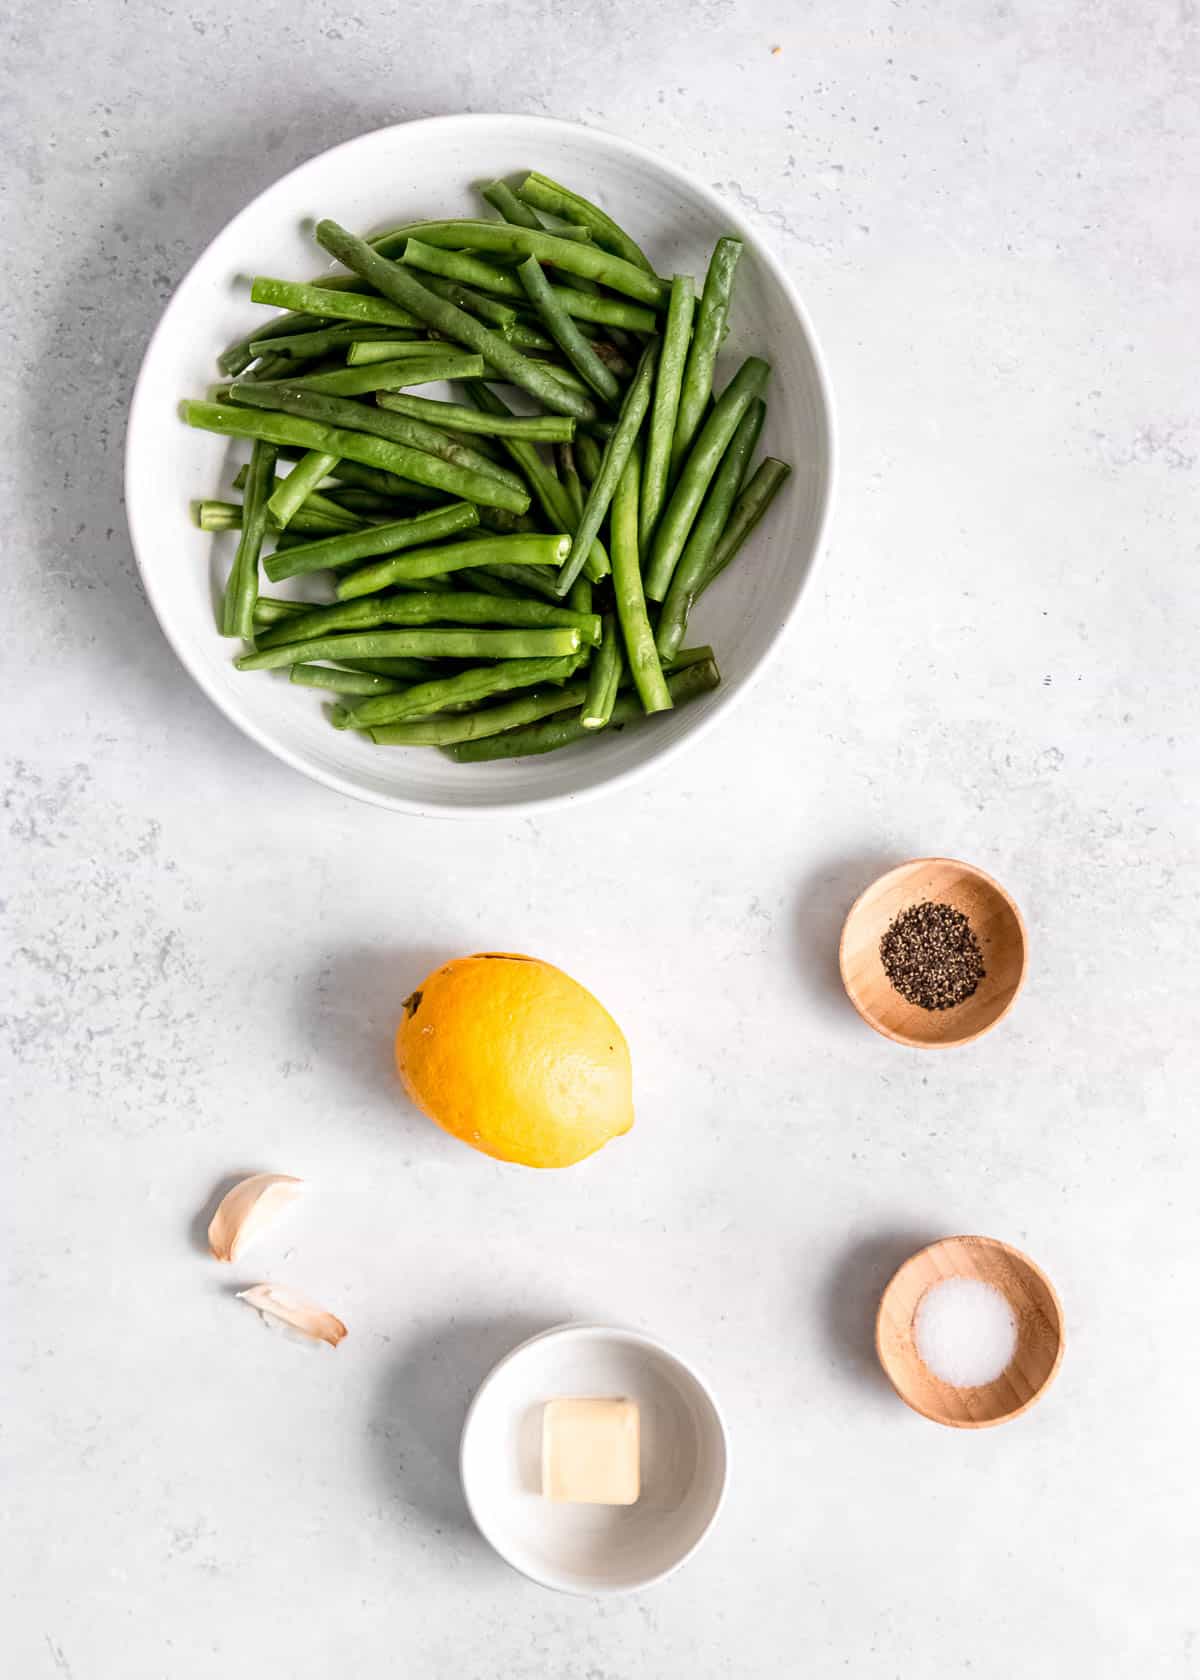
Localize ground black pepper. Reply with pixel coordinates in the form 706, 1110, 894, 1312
879, 900, 986, 1011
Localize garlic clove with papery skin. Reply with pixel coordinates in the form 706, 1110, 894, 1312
207, 1173, 306, 1264
237, 1284, 348, 1347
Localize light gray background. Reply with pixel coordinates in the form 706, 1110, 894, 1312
4, 3, 1198, 1676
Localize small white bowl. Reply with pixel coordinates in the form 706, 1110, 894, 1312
126, 112, 834, 817
459, 1323, 728, 1595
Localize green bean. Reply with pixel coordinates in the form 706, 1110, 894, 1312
253, 596, 320, 627
524, 290, 656, 333
237, 627, 581, 674
183, 400, 529, 513
657, 399, 765, 661
559, 463, 602, 591
304, 505, 364, 532
671, 238, 742, 476
243, 353, 294, 383
661, 645, 717, 671
514, 173, 654, 274
516, 255, 620, 404
402, 239, 655, 331
555, 338, 659, 596
327, 484, 472, 524
227, 463, 259, 494
343, 339, 466, 367
237, 354, 485, 398
250, 278, 420, 328
193, 499, 242, 533
290, 664, 404, 696
257, 592, 601, 649
476, 507, 540, 535
481, 179, 553, 230
478, 182, 588, 243
574, 432, 604, 484
362, 221, 668, 306
503, 321, 554, 351
251, 324, 423, 360
329, 649, 715, 726
292, 487, 365, 528
479, 182, 606, 304
481, 186, 600, 242
225, 382, 526, 499
640, 274, 695, 552
198, 197, 776, 761
581, 613, 622, 729
315, 221, 599, 423
263, 503, 478, 583
247, 348, 320, 377
347, 317, 552, 358
336, 656, 579, 730
400, 239, 532, 296
289, 499, 347, 543
339, 337, 466, 361
459, 384, 609, 582
446, 657, 720, 760
374, 391, 573, 441
257, 598, 392, 646
336, 532, 570, 601
479, 563, 565, 601
371, 681, 590, 745
453, 567, 521, 599
457, 559, 566, 600
511, 358, 594, 398
557, 442, 585, 519
338, 656, 444, 680
562, 494, 594, 613
382, 572, 459, 593
412, 270, 520, 327
645, 355, 770, 600
220, 440, 277, 638
219, 311, 329, 378
697, 457, 792, 593
445, 424, 507, 464
197, 498, 352, 537
319, 487, 404, 516
322, 458, 447, 504
611, 446, 672, 712
218, 346, 262, 380
266, 450, 340, 529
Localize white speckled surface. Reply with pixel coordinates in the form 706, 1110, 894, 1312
3, 3, 1198, 1675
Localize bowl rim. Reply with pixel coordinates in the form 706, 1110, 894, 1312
458, 1319, 730, 1595
125, 111, 837, 819
874, 1234, 1066, 1429
837, 855, 1029, 1049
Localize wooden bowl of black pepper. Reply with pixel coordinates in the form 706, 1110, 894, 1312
838, 858, 1027, 1048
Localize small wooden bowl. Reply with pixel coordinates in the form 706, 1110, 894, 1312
838, 857, 1027, 1048
876, 1236, 1064, 1428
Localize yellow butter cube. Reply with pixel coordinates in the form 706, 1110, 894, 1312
541, 1398, 640, 1505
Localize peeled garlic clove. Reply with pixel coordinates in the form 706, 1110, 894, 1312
237, 1284, 348, 1348
207, 1173, 305, 1264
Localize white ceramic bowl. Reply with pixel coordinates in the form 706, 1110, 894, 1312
459, 1323, 728, 1594
126, 114, 834, 816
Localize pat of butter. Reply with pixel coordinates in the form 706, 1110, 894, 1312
541, 1398, 640, 1505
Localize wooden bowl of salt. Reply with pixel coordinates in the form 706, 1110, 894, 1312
876, 1236, 1064, 1428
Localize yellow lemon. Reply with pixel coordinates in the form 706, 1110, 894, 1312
395, 953, 634, 1168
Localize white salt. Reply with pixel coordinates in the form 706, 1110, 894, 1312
914, 1277, 1017, 1387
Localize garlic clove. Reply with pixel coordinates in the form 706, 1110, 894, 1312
237, 1284, 348, 1348
207, 1173, 306, 1264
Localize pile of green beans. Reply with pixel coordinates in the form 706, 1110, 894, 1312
186, 173, 795, 762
